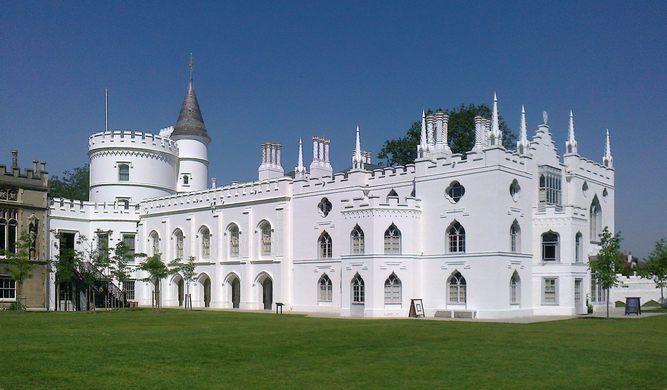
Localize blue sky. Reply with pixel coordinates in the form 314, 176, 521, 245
1, 1, 665, 257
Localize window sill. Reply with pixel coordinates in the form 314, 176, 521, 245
541, 303, 559, 306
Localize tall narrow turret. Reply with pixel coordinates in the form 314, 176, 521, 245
295, 138, 306, 178
352, 125, 365, 170
517, 105, 529, 154
172, 54, 211, 192
490, 93, 503, 146
565, 110, 578, 154
418, 110, 427, 154
603, 129, 613, 168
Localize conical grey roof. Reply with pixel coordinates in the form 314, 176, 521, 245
171, 79, 210, 142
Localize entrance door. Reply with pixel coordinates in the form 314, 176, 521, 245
574, 279, 584, 314
262, 278, 273, 310
231, 278, 240, 309
203, 278, 211, 308
178, 279, 184, 307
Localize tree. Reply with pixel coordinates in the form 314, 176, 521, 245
638, 239, 667, 307
589, 227, 624, 318
138, 253, 174, 308
49, 164, 90, 200
4, 231, 35, 310
169, 256, 197, 309
111, 241, 133, 307
377, 104, 516, 166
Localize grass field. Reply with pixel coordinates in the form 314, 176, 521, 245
1, 310, 666, 389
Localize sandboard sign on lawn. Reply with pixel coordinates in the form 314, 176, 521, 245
625, 297, 641, 316
409, 299, 425, 318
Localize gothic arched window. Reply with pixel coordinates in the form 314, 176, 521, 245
510, 220, 521, 252
318, 274, 332, 302
259, 221, 272, 256
351, 273, 365, 304
318, 231, 332, 259
173, 229, 184, 259
384, 224, 401, 254
384, 273, 401, 305
590, 196, 602, 242
447, 221, 466, 253
350, 225, 364, 255
228, 224, 240, 258
510, 272, 521, 305
448, 271, 467, 304
199, 226, 211, 258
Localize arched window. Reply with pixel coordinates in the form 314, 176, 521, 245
149, 231, 160, 256
541, 231, 559, 262
446, 181, 465, 203
448, 271, 466, 304
510, 272, 521, 305
318, 274, 332, 302
318, 198, 332, 217
350, 225, 364, 255
384, 273, 401, 305
199, 226, 211, 258
575, 232, 583, 263
447, 221, 466, 253
173, 229, 184, 259
384, 224, 401, 254
318, 231, 332, 259
0, 218, 6, 252
228, 224, 240, 258
259, 221, 272, 256
118, 163, 130, 181
510, 220, 521, 252
351, 273, 365, 304
590, 196, 602, 242
7, 219, 17, 254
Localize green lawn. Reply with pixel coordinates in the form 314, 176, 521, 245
1, 310, 666, 389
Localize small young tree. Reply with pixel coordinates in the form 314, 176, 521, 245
169, 256, 197, 309
111, 241, 133, 308
138, 253, 173, 308
589, 227, 624, 318
639, 239, 667, 307
5, 231, 35, 310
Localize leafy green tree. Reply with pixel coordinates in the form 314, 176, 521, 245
4, 231, 35, 310
112, 241, 133, 306
377, 104, 516, 166
49, 164, 90, 200
169, 256, 197, 309
638, 239, 667, 307
589, 227, 624, 318
138, 253, 174, 308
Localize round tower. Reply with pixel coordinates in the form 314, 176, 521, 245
171, 55, 211, 193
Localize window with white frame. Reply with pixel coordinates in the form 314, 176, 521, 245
318, 231, 332, 259
200, 226, 211, 258
384, 224, 401, 254
122, 234, 135, 261
384, 273, 401, 305
510, 220, 520, 252
228, 224, 240, 258
350, 225, 364, 255
590, 196, 602, 242
351, 273, 365, 304
538, 166, 562, 206
318, 274, 332, 302
149, 231, 160, 256
591, 274, 605, 303
510, 272, 520, 305
97, 232, 109, 261
541, 231, 559, 262
575, 232, 583, 263
116, 197, 130, 210
0, 276, 16, 300
123, 280, 135, 300
118, 163, 130, 182
542, 278, 558, 305
447, 221, 466, 253
448, 271, 466, 304
259, 221, 272, 256
173, 229, 184, 259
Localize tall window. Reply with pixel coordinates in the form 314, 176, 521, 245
97, 232, 109, 261
350, 225, 364, 255
448, 271, 466, 304
122, 234, 135, 261
384, 224, 401, 254
183, 175, 189, 185
541, 231, 559, 261
510, 272, 520, 305
447, 221, 466, 253
591, 275, 604, 303
510, 220, 520, 252
0, 218, 6, 253
149, 231, 160, 256
538, 166, 562, 206
123, 280, 136, 300
228, 224, 240, 258
173, 229, 184, 259
575, 232, 583, 263
7, 219, 17, 253
590, 196, 602, 242
0, 276, 16, 300
351, 273, 365, 304
318, 231, 332, 259
384, 273, 401, 305
200, 226, 211, 258
118, 163, 130, 181
260, 221, 272, 256
318, 274, 332, 302
543, 278, 558, 305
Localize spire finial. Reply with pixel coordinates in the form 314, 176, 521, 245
188, 52, 193, 82
296, 138, 305, 176
603, 129, 613, 168
517, 105, 529, 154
354, 124, 363, 169
566, 109, 578, 154
491, 93, 501, 145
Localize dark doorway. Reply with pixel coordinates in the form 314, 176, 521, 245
203, 277, 211, 308
262, 278, 273, 310
231, 278, 240, 309
177, 278, 184, 307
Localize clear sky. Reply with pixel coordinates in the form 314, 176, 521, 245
1, 1, 666, 257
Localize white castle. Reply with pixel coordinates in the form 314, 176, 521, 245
48, 65, 616, 319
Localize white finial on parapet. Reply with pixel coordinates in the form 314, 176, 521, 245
491, 93, 502, 146
603, 129, 613, 168
419, 110, 427, 154
295, 138, 306, 177
353, 124, 363, 169
517, 105, 529, 154
566, 110, 578, 154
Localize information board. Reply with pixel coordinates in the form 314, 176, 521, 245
625, 297, 641, 316
409, 299, 425, 318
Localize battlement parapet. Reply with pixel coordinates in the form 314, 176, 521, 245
88, 130, 179, 155
564, 154, 614, 183
49, 197, 142, 218
340, 193, 422, 214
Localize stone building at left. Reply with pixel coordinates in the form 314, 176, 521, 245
0, 150, 49, 309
